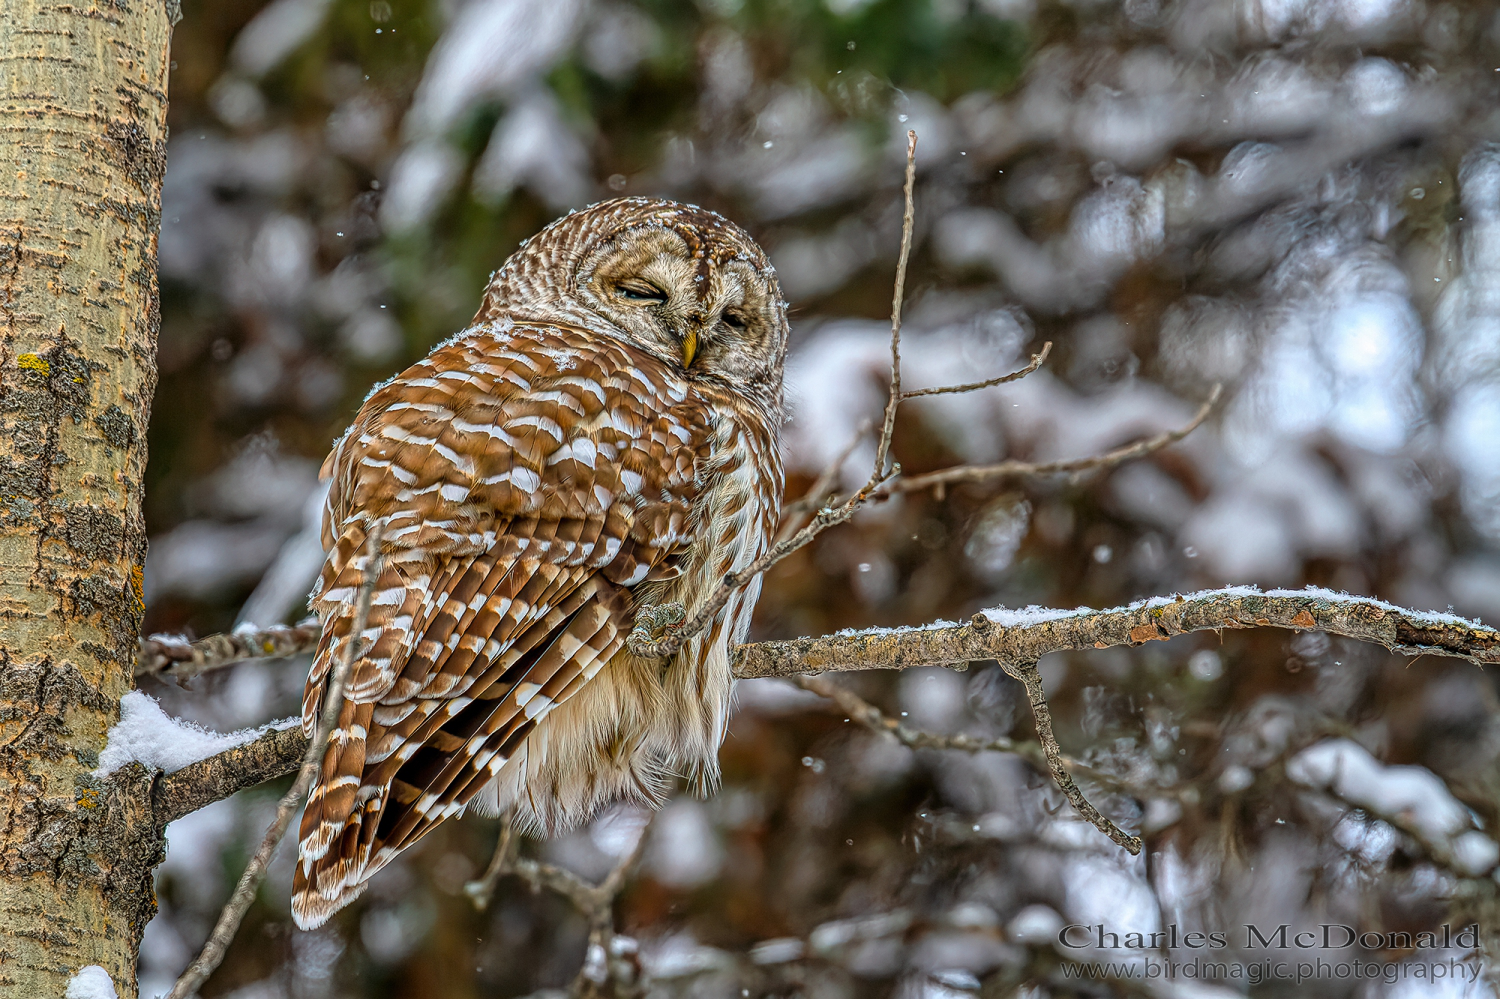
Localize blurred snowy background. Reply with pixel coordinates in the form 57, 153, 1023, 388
138, 0, 1500, 992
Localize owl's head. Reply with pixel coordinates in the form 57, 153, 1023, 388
479, 198, 790, 412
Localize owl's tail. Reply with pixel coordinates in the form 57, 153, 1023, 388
290, 524, 421, 930
291, 697, 386, 930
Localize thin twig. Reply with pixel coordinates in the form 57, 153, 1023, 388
1002, 658, 1142, 854
165, 528, 384, 999
137, 618, 322, 681
466, 815, 651, 916
596, 820, 651, 901
790, 674, 1121, 788
795, 672, 1137, 851
899, 341, 1052, 400
465, 815, 653, 996
775, 419, 872, 543
573, 824, 652, 997
465, 813, 517, 911
509, 855, 600, 912
627, 131, 921, 662
872, 129, 919, 483
881, 383, 1221, 497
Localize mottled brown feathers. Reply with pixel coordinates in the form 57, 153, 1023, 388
293, 198, 786, 929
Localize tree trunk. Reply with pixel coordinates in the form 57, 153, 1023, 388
0, 0, 172, 992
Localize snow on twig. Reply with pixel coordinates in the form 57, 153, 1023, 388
152, 725, 311, 827
94, 690, 298, 778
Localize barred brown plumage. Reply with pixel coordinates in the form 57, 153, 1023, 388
291, 198, 788, 930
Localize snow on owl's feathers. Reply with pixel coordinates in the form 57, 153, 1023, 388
291, 198, 787, 929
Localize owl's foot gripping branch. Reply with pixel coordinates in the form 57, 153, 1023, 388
143, 586, 1500, 859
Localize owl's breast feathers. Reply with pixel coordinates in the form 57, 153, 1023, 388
292, 320, 781, 929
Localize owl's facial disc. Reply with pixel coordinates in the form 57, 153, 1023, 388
576, 227, 785, 393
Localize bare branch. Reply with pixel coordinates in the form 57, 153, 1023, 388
795, 672, 1139, 852
899, 341, 1052, 400
1005, 658, 1142, 853
881, 382, 1222, 497
775, 419, 872, 541
466, 814, 653, 997
166, 528, 383, 999
466, 818, 649, 917
510, 855, 603, 914
571, 825, 652, 997
872, 128, 919, 484
790, 674, 1118, 786
137, 618, 321, 682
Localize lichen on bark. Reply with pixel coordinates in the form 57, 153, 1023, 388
0, 0, 172, 992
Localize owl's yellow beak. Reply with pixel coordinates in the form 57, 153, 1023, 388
680, 327, 699, 368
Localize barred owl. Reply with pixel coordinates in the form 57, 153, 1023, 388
291, 198, 787, 929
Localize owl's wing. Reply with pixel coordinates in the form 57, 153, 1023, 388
292, 322, 713, 929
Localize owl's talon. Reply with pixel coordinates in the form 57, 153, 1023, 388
626, 601, 687, 658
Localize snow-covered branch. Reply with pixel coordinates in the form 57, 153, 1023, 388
152, 725, 309, 826
735, 586, 1500, 677
140, 585, 1500, 837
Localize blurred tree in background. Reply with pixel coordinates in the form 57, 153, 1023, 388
136, 0, 1500, 992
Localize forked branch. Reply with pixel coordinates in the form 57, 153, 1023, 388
790, 673, 1122, 789
624, 130, 925, 662
880, 382, 1223, 498
466, 813, 653, 997
797, 667, 1141, 853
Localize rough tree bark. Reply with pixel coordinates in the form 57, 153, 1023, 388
4, 2, 1498, 993
0, 0, 172, 992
